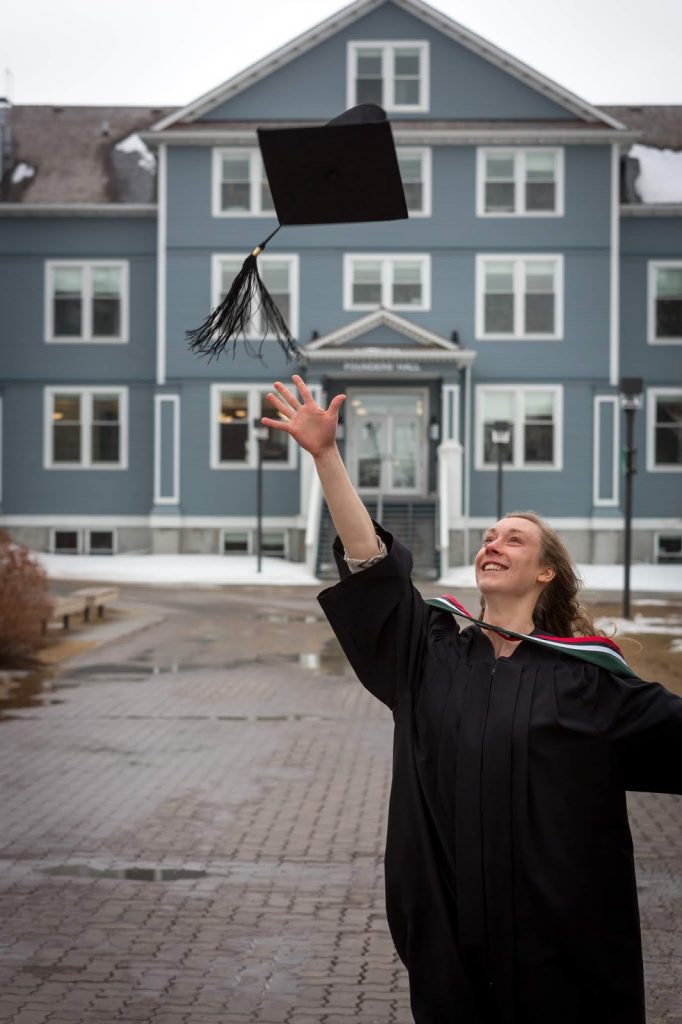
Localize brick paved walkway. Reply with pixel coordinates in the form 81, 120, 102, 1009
0, 585, 680, 1024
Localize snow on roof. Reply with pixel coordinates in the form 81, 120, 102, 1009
11, 161, 35, 184
630, 142, 682, 203
114, 132, 156, 173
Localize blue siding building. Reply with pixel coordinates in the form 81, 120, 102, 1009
1, 0, 680, 575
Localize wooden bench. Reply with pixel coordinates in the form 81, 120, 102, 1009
70, 586, 120, 622
42, 586, 120, 633
44, 594, 88, 632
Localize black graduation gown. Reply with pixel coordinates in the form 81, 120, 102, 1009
317, 522, 682, 1024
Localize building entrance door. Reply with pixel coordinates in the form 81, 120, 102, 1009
346, 389, 427, 496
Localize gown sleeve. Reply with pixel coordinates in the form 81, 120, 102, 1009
316, 519, 430, 712
583, 666, 682, 795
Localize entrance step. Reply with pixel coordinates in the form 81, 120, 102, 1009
316, 499, 439, 580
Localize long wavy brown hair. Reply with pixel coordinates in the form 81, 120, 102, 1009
478, 510, 606, 638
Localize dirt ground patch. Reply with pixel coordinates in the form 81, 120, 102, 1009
589, 600, 682, 695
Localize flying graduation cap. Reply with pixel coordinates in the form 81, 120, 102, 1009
186, 103, 408, 361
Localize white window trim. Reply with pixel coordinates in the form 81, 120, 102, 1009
85, 528, 118, 555
211, 147, 274, 218
44, 260, 129, 343
347, 40, 430, 113
476, 148, 564, 218
475, 253, 564, 341
653, 531, 682, 563
219, 528, 290, 558
396, 146, 432, 217
592, 395, 620, 508
43, 386, 129, 470
647, 260, 682, 345
474, 384, 563, 471
646, 387, 682, 473
211, 253, 299, 339
343, 253, 431, 312
210, 383, 298, 471
154, 394, 180, 505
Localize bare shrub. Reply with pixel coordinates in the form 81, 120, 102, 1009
0, 531, 53, 669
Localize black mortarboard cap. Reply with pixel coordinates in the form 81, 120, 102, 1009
186, 104, 408, 362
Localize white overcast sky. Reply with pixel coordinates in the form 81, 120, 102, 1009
2, 0, 682, 108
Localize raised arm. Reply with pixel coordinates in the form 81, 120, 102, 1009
261, 375, 379, 561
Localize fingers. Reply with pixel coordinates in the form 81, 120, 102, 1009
260, 416, 291, 434
265, 392, 293, 419
273, 379, 302, 411
329, 393, 346, 414
291, 373, 314, 403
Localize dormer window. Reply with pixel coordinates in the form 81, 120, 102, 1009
347, 42, 429, 113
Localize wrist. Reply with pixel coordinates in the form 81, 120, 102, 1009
313, 443, 341, 465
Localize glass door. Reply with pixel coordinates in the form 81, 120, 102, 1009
346, 390, 427, 495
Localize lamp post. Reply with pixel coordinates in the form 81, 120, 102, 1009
252, 419, 269, 573
491, 420, 512, 521
619, 378, 643, 619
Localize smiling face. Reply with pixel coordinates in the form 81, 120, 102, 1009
474, 516, 555, 602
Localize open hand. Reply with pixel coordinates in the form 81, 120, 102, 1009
261, 375, 346, 459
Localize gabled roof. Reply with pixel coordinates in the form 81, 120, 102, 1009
152, 0, 625, 133
601, 106, 682, 150
301, 308, 475, 365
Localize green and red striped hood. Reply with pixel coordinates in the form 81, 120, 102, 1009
425, 594, 639, 679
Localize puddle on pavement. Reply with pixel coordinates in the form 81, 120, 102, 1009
257, 612, 321, 624
41, 864, 208, 881
0, 636, 350, 718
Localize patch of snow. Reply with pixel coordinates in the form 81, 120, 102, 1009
11, 161, 35, 184
114, 133, 156, 173
670, 638, 682, 653
438, 563, 682, 594
630, 143, 682, 203
593, 615, 682, 637
34, 552, 319, 587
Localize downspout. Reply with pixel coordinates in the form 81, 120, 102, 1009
463, 361, 472, 565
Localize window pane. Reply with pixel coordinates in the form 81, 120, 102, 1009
53, 266, 83, 336
485, 154, 515, 180
525, 153, 556, 211
524, 262, 556, 333
91, 266, 122, 337
657, 535, 682, 563
655, 398, 682, 466
260, 393, 288, 462
255, 262, 291, 338
525, 152, 556, 177
484, 265, 515, 332
656, 267, 682, 297
261, 179, 275, 212
220, 261, 241, 301
92, 395, 120, 423
392, 261, 422, 305
352, 261, 382, 305
54, 531, 79, 554
221, 154, 251, 211
485, 261, 514, 292
262, 531, 286, 557
526, 182, 556, 211
89, 531, 114, 553
219, 393, 249, 461
485, 182, 515, 212
398, 153, 424, 213
223, 531, 249, 554
483, 424, 513, 464
524, 391, 554, 419
394, 50, 420, 75
394, 79, 420, 105
91, 426, 120, 462
524, 423, 554, 462
482, 391, 514, 461
52, 394, 81, 462
356, 48, 383, 105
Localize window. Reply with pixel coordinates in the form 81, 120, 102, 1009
396, 147, 431, 216
52, 530, 81, 554
87, 530, 115, 555
647, 389, 682, 471
212, 148, 275, 216
219, 529, 288, 558
210, 385, 296, 469
475, 386, 563, 470
222, 530, 250, 554
212, 254, 298, 339
477, 149, 563, 216
344, 254, 430, 311
45, 261, 128, 342
44, 387, 128, 469
476, 255, 563, 339
648, 261, 682, 343
348, 41, 429, 112
655, 533, 682, 564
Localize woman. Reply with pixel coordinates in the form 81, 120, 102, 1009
262, 375, 682, 1024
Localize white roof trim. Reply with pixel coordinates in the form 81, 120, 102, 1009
303, 346, 475, 365
304, 307, 462, 351
152, 0, 624, 133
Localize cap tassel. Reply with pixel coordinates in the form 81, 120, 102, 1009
186, 230, 301, 362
